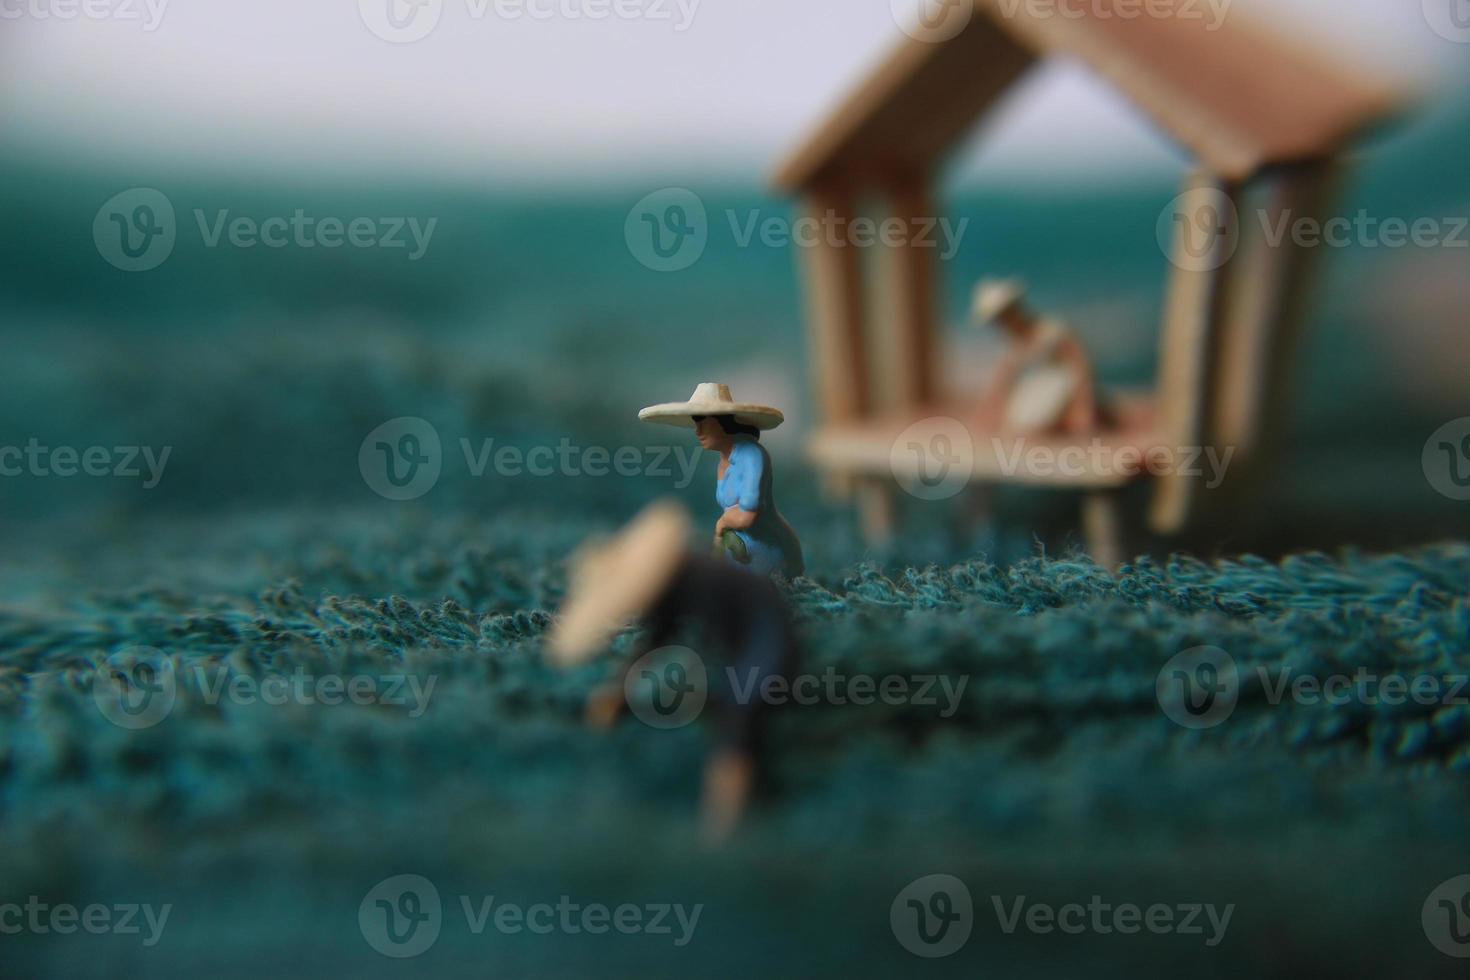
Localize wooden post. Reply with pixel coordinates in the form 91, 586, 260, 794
1149, 169, 1242, 535
873, 171, 939, 412
800, 183, 871, 424
1082, 491, 1124, 571
1212, 159, 1340, 475
799, 182, 871, 500
856, 476, 898, 545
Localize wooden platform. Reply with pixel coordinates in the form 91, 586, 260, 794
808, 394, 1162, 490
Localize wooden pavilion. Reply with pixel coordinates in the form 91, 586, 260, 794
773, 0, 1401, 562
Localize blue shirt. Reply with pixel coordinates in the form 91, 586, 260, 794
716, 436, 804, 577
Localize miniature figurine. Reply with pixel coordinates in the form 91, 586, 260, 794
971, 279, 1110, 436
548, 501, 799, 844
638, 382, 804, 577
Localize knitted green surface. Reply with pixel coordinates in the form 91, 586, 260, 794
2, 509, 1468, 978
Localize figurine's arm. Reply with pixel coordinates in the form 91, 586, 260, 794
715, 505, 757, 537
586, 603, 678, 728
1057, 336, 1101, 433
976, 350, 1021, 431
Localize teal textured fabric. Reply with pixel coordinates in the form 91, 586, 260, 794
1, 509, 1468, 977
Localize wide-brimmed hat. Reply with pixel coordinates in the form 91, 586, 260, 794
547, 500, 691, 667
638, 382, 784, 431
973, 278, 1028, 325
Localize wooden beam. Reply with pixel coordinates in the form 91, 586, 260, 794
1149, 170, 1241, 535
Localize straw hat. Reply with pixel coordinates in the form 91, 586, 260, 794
638, 382, 784, 431
972, 278, 1027, 325
547, 501, 692, 667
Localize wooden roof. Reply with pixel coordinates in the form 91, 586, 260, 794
774, 0, 1401, 190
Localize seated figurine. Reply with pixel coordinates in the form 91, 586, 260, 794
972, 279, 1111, 436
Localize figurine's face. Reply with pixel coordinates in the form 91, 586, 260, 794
694, 416, 725, 451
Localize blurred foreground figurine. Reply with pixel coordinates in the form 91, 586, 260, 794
972, 279, 1110, 436
638, 382, 803, 577
548, 501, 798, 845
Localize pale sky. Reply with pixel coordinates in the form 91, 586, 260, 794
0, 0, 1456, 186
